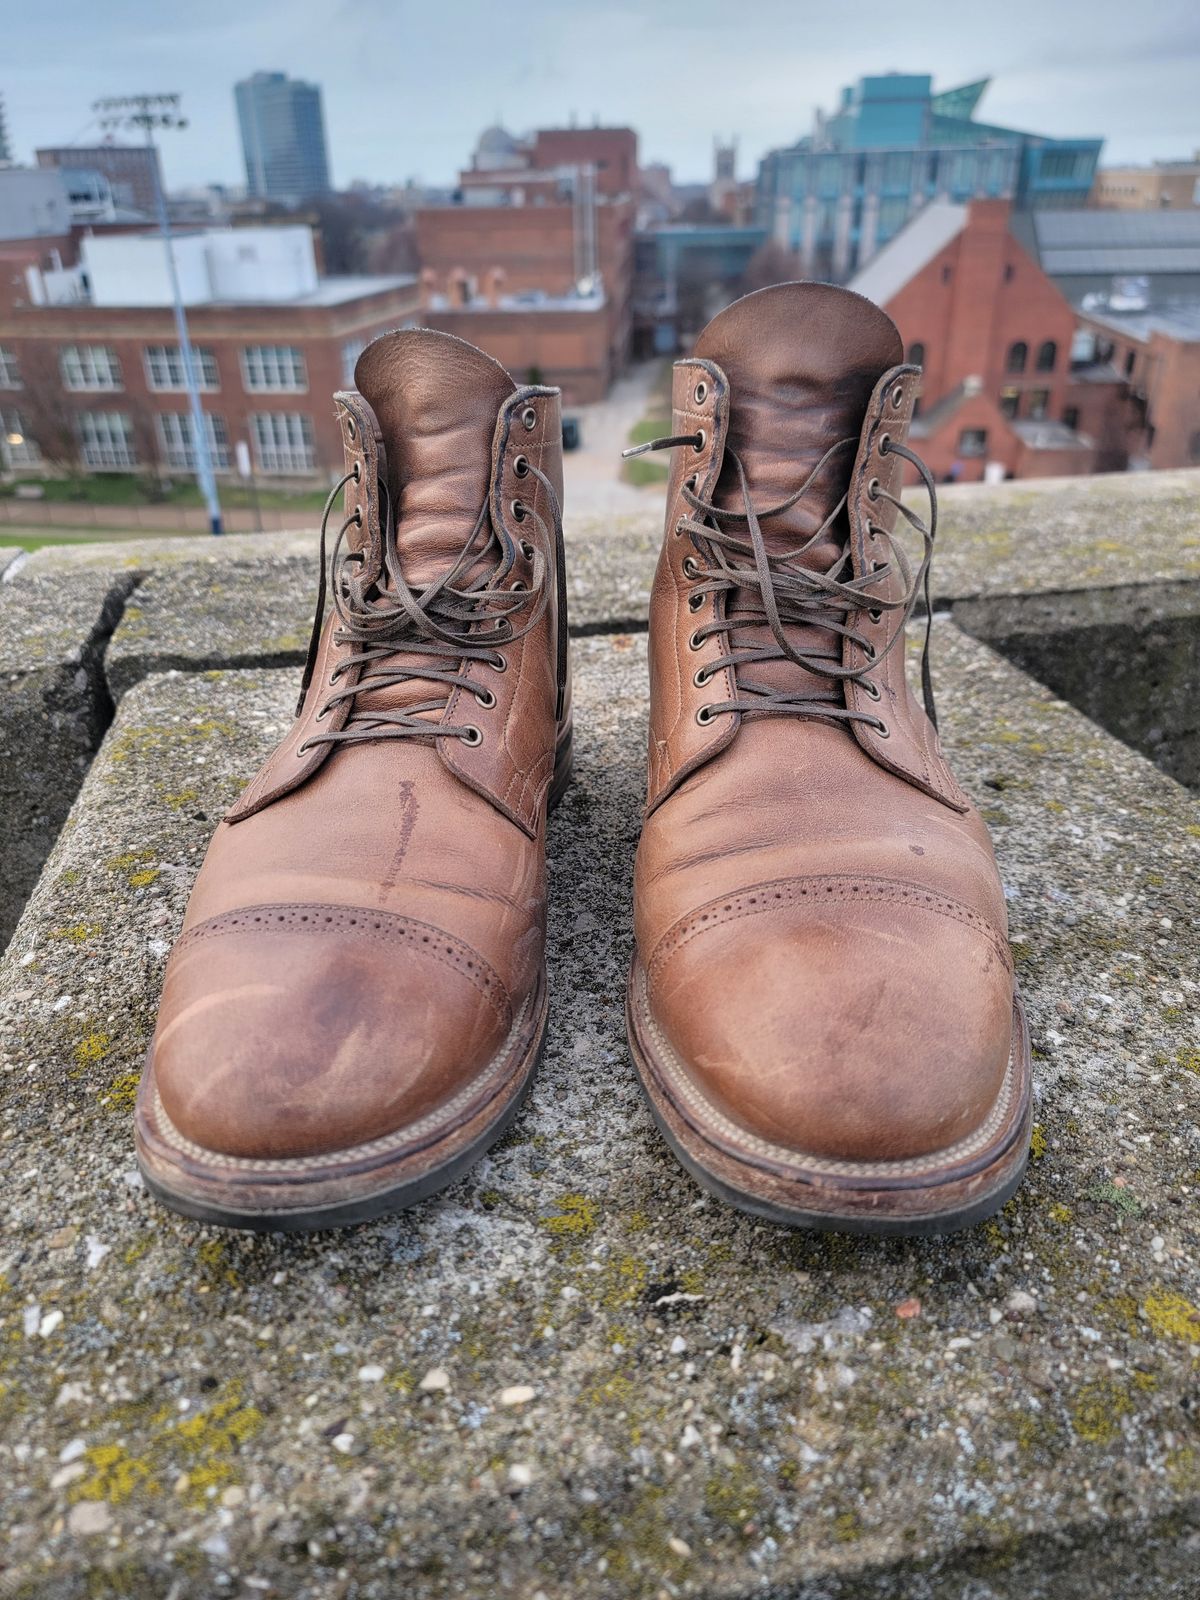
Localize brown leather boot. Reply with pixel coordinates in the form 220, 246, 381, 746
626, 283, 1031, 1235
137, 330, 571, 1230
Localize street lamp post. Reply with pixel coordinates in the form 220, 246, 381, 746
94, 93, 223, 536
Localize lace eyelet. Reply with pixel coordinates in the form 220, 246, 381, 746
513, 454, 529, 478
692, 429, 706, 453
511, 580, 526, 593
353, 506, 363, 526
869, 608, 883, 623
488, 654, 508, 673
891, 383, 905, 408
862, 678, 881, 701
688, 592, 704, 613
688, 630, 703, 650
693, 380, 708, 405
296, 740, 311, 756
693, 666, 710, 688
346, 417, 356, 439
352, 462, 362, 482
674, 517, 687, 537
460, 725, 483, 747
685, 473, 698, 492
696, 705, 715, 726
873, 718, 891, 738
521, 405, 537, 430
520, 539, 535, 561
864, 642, 877, 663
867, 477, 880, 501
682, 556, 700, 579
511, 499, 527, 523
878, 433, 891, 456
474, 686, 497, 710
315, 704, 330, 721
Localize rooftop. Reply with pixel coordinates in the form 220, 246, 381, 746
1013, 207, 1200, 279
1083, 300, 1200, 345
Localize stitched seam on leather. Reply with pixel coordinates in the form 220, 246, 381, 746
149, 992, 534, 1171
646, 874, 1012, 985
174, 903, 511, 1027
636, 963, 1018, 1178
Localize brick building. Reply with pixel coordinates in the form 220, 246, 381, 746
1093, 158, 1200, 212
412, 123, 638, 402
0, 226, 418, 480
415, 198, 633, 401
848, 199, 1133, 480
1075, 306, 1200, 470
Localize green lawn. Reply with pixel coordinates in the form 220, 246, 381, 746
623, 416, 672, 487
0, 526, 212, 552
0, 475, 328, 512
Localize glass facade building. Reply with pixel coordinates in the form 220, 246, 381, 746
235, 72, 331, 207
757, 75, 1101, 281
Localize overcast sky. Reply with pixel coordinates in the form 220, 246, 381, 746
5, 0, 1198, 192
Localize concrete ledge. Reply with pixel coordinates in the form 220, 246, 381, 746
0, 568, 135, 946
1, 625, 1197, 1598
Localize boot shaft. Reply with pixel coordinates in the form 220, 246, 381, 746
644, 282, 965, 815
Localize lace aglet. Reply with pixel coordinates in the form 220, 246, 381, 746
621, 442, 653, 459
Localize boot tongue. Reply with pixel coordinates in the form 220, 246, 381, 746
692, 282, 902, 546
355, 329, 516, 590
692, 283, 902, 708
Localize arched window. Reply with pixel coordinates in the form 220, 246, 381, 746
1036, 340, 1057, 372
907, 341, 926, 369
1006, 341, 1028, 374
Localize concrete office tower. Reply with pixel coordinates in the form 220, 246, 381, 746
235, 71, 331, 207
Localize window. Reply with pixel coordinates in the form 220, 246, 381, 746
156, 413, 231, 472
1036, 340, 1057, 373
1003, 263, 1015, 283
958, 428, 988, 457
1062, 407, 1080, 431
1124, 349, 1137, 377
0, 347, 21, 389
77, 411, 136, 470
941, 264, 952, 284
1006, 341, 1028, 375
1027, 389, 1050, 420
250, 412, 315, 473
145, 345, 219, 391
241, 345, 307, 393
1000, 387, 1020, 420
1, 410, 40, 468
906, 342, 926, 369
61, 345, 123, 391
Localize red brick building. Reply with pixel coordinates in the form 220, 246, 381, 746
0, 226, 419, 481
414, 198, 634, 401
848, 199, 1127, 481
1075, 307, 1200, 471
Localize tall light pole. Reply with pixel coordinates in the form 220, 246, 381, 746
94, 94, 223, 535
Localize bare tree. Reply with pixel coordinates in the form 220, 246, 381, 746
14, 344, 81, 482
741, 240, 806, 294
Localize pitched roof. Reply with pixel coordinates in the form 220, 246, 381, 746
846, 202, 967, 308
1014, 208, 1200, 278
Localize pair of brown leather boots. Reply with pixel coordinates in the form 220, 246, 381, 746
136, 283, 1031, 1237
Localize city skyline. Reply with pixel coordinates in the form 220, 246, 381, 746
2, 0, 1198, 193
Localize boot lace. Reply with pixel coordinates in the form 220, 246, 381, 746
295, 462, 567, 751
624, 428, 940, 730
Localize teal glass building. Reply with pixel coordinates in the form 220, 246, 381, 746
757, 75, 1101, 281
